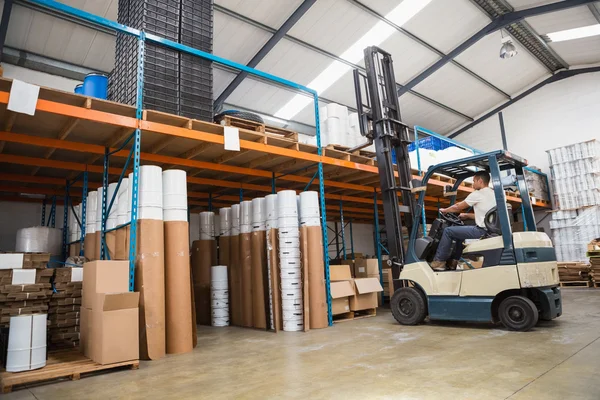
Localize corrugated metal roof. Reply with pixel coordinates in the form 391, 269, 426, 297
549, 36, 600, 66
215, 0, 302, 29
455, 31, 549, 94
525, 5, 597, 34
412, 63, 506, 118
214, 10, 271, 65
399, 92, 467, 134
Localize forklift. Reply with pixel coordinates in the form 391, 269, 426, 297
353, 47, 562, 331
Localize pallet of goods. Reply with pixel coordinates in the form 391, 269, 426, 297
587, 239, 600, 287
48, 267, 83, 350
557, 262, 591, 288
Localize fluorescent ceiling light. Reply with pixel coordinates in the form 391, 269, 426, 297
547, 24, 600, 42
274, 0, 432, 120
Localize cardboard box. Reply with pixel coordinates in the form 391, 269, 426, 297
330, 265, 352, 281
80, 307, 91, 357
330, 281, 355, 315
354, 258, 380, 278
350, 278, 383, 311
89, 292, 140, 365
82, 261, 129, 309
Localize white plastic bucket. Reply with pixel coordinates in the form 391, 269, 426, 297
240, 201, 252, 226
277, 190, 297, 208
278, 227, 300, 238
279, 236, 300, 248
279, 258, 301, 269
6, 314, 47, 372
211, 265, 228, 281
139, 206, 163, 221
281, 303, 303, 311
266, 219, 278, 230
139, 165, 163, 208
265, 194, 278, 221
280, 247, 301, 258
212, 317, 230, 327
211, 299, 229, 309
282, 311, 303, 321
163, 194, 187, 210
212, 308, 229, 318
281, 288, 302, 299
240, 224, 252, 234
211, 289, 229, 299
277, 207, 298, 218
164, 209, 187, 222
219, 207, 232, 237
283, 320, 304, 331
281, 278, 302, 289
251, 197, 265, 224
280, 269, 301, 279
252, 223, 266, 232
162, 170, 187, 197
86, 223, 96, 234
300, 191, 319, 211
277, 217, 299, 228
300, 217, 321, 227
211, 280, 228, 290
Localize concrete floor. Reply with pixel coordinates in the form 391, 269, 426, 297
5, 289, 600, 400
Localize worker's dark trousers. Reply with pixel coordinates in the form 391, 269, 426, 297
433, 226, 487, 261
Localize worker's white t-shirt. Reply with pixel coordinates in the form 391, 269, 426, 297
465, 187, 496, 228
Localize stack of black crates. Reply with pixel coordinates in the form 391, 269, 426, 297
110, 0, 213, 122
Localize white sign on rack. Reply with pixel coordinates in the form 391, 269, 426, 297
7, 79, 40, 116
224, 126, 240, 151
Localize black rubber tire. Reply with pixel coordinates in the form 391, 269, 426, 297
390, 287, 427, 325
498, 296, 539, 332
214, 110, 264, 124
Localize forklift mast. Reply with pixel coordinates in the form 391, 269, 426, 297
354, 46, 417, 279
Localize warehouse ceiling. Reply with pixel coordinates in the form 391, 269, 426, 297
1, 0, 600, 136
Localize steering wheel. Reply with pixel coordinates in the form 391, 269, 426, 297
439, 212, 464, 226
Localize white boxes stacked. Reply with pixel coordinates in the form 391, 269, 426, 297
317, 103, 369, 150
163, 170, 187, 222
200, 212, 215, 240
211, 265, 229, 327
277, 190, 303, 331
548, 140, 600, 261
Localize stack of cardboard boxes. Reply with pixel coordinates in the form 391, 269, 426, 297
0, 253, 54, 328
48, 267, 83, 350
329, 263, 382, 319
81, 261, 139, 365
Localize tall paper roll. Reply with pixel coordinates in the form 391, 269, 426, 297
251, 230, 267, 329
240, 232, 253, 327
307, 225, 328, 329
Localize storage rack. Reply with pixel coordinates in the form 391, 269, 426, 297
0, 0, 551, 324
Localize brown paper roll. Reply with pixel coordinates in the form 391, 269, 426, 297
115, 226, 130, 260
219, 236, 230, 267
191, 240, 213, 325
212, 240, 218, 267
135, 219, 166, 360
251, 231, 267, 329
307, 225, 328, 329
267, 229, 282, 332
240, 232, 253, 327
94, 231, 102, 260
229, 235, 241, 326
69, 243, 81, 258
84, 232, 96, 261
106, 230, 117, 260
164, 221, 193, 354
190, 266, 198, 348
300, 227, 310, 331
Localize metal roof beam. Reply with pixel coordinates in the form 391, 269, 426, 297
347, 0, 511, 100
215, 5, 473, 122
213, 0, 316, 112
398, 0, 595, 97
449, 65, 600, 138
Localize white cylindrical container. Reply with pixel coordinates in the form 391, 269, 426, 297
6, 314, 47, 372
277, 190, 298, 218
279, 236, 300, 248
266, 194, 278, 221
213, 214, 220, 238
162, 169, 187, 210
86, 191, 97, 233
280, 268, 301, 279
280, 247, 301, 258
299, 191, 320, 219
164, 209, 188, 222
231, 204, 240, 236
278, 227, 300, 237
278, 217, 299, 229
280, 257, 301, 269
117, 177, 130, 225
240, 200, 252, 226
219, 207, 232, 237
280, 277, 302, 289
106, 182, 119, 219
95, 187, 104, 231
251, 197, 266, 232
200, 212, 215, 240
15, 227, 62, 255
211, 265, 229, 327
139, 165, 163, 208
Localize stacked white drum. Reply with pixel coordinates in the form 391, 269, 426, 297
200, 211, 215, 240
219, 208, 231, 237
162, 170, 187, 222
116, 178, 130, 226
105, 182, 119, 231
211, 265, 229, 326
265, 194, 278, 328
69, 204, 81, 243
95, 187, 104, 234
277, 190, 303, 331
86, 191, 97, 237
135, 165, 163, 221
299, 191, 320, 227
240, 201, 252, 234
231, 204, 240, 237
252, 198, 266, 232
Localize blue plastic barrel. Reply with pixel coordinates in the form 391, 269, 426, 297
74, 84, 83, 95
82, 73, 108, 99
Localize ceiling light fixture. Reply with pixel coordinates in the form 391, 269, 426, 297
547, 24, 600, 42
274, 0, 432, 120
499, 31, 518, 59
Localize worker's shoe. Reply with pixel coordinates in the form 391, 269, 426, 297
446, 260, 459, 270
430, 260, 447, 271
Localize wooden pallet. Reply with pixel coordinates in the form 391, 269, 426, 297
325, 144, 375, 158
333, 308, 377, 323
587, 250, 600, 258
221, 115, 298, 141
592, 281, 600, 288
559, 281, 591, 288
0, 349, 139, 393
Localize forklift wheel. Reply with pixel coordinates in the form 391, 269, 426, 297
498, 296, 539, 332
391, 288, 427, 325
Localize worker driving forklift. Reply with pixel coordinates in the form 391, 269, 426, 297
354, 46, 562, 332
